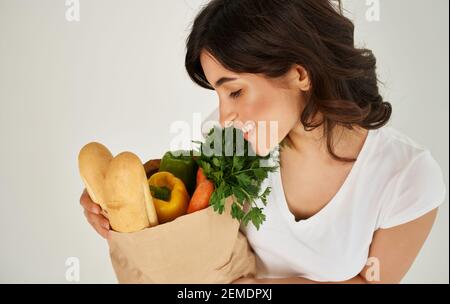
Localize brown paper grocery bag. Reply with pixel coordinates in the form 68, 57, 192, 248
107, 198, 256, 283
106, 159, 256, 283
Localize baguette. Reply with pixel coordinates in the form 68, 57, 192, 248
78, 143, 159, 233
78, 142, 113, 212
104, 152, 159, 232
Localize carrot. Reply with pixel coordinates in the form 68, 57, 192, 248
196, 167, 208, 188
187, 177, 215, 214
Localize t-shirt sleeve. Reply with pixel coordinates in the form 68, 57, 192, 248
378, 151, 447, 229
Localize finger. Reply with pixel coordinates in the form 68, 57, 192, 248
84, 210, 110, 239
93, 224, 110, 239
232, 277, 256, 284
84, 210, 110, 229
80, 189, 101, 214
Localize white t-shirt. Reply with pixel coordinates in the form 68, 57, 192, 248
205, 110, 446, 282
237, 126, 447, 282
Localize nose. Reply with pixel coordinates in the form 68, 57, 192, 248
219, 114, 238, 128
219, 99, 238, 128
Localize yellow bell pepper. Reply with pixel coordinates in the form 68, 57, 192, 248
148, 172, 190, 224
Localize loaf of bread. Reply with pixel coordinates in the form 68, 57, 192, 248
78, 142, 113, 212
78, 143, 159, 232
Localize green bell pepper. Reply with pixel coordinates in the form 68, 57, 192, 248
158, 150, 198, 195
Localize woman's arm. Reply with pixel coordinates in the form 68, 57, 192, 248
234, 208, 439, 284
234, 275, 367, 284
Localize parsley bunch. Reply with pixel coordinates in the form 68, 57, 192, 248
193, 126, 279, 230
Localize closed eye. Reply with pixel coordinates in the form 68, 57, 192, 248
229, 89, 242, 99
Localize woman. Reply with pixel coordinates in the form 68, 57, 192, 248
80, 0, 446, 283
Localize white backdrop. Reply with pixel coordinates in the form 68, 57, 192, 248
0, 0, 448, 283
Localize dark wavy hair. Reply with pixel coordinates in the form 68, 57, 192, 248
185, 0, 392, 162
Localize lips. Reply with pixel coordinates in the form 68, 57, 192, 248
242, 121, 256, 141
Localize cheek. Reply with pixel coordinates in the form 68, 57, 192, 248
239, 91, 272, 121
245, 90, 299, 129
243, 91, 300, 155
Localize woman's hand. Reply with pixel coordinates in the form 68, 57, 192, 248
232, 276, 258, 284
79, 189, 110, 239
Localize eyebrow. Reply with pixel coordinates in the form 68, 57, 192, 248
214, 77, 238, 88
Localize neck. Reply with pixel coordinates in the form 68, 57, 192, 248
284, 120, 368, 162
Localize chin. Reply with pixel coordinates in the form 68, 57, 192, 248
248, 138, 275, 157
246, 127, 281, 157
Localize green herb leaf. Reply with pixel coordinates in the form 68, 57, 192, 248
193, 126, 279, 229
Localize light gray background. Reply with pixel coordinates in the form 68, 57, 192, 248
0, 0, 448, 283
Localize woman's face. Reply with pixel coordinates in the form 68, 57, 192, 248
200, 50, 309, 156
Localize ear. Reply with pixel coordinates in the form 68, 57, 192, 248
294, 65, 311, 92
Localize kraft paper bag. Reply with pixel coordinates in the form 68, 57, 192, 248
107, 174, 256, 283
107, 197, 256, 284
